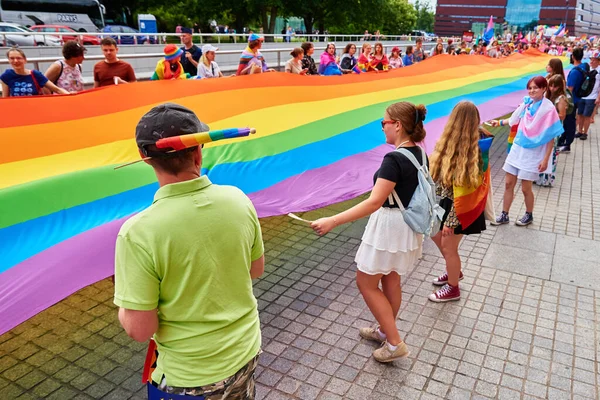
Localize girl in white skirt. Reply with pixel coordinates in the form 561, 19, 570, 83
311, 101, 427, 363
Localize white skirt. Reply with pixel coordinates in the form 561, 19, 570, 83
355, 207, 423, 276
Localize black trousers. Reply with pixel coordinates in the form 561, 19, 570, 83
558, 107, 577, 147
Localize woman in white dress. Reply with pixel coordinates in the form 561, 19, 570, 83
311, 101, 427, 363
490, 76, 564, 226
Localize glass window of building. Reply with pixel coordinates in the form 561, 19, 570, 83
505, 0, 543, 28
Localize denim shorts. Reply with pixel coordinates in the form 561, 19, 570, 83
577, 99, 597, 117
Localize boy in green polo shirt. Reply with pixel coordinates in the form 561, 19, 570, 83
114, 103, 265, 398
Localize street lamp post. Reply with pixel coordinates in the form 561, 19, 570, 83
563, 0, 569, 28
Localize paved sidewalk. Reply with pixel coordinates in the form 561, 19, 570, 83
0, 123, 599, 400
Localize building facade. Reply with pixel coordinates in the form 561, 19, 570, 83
435, 0, 599, 37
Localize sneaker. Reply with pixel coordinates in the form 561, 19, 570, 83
372, 340, 410, 363
515, 212, 533, 226
558, 145, 571, 153
432, 271, 464, 286
580, 133, 588, 140
575, 132, 582, 138
359, 326, 386, 344
428, 284, 461, 303
490, 211, 509, 226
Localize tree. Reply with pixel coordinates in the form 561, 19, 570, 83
414, 0, 434, 32
381, 0, 417, 35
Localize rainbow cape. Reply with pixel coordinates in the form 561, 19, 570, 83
453, 137, 493, 229
0, 51, 559, 334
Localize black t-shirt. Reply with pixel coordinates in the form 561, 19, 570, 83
374, 147, 428, 209
180, 45, 203, 76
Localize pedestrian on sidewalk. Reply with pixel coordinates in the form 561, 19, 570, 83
536, 74, 571, 187
311, 101, 428, 363
114, 104, 265, 398
428, 101, 491, 302
559, 47, 588, 151
490, 76, 564, 227
575, 51, 600, 140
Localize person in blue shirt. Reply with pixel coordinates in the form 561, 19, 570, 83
403, 46, 414, 67
1, 48, 69, 97
559, 47, 588, 152
179, 27, 202, 76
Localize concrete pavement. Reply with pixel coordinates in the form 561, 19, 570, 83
0, 121, 598, 399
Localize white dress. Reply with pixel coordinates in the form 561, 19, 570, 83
354, 207, 423, 276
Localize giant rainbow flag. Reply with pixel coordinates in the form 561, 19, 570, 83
0, 50, 553, 334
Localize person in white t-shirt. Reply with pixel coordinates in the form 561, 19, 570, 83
196, 44, 224, 79
577, 52, 600, 139
548, 45, 559, 56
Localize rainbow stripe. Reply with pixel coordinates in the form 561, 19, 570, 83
157, 128, 255, 151
0, 51, 554, 334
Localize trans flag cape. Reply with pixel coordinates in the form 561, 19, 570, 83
453, 136, 493, 229
0, 50, 559, 334
509, 96, 564, 148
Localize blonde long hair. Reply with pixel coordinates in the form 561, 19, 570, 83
429, 101, 482, 188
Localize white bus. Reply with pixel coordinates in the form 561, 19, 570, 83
0, 0, 105, 32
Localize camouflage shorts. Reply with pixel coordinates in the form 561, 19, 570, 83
150, 353, 260, 399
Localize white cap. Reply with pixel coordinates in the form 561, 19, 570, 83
202, 44, 219, 53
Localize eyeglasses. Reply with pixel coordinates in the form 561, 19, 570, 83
381, 120, 397, 128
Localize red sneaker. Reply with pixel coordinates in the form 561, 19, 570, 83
432, 272, 464, 286
428, 284, 461, 302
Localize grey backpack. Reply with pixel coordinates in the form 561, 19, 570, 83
388, 147, 444, 237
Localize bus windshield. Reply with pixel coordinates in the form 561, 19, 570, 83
0, 0, 105, 31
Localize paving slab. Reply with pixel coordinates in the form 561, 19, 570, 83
1, 110, 599, 400
481, 243, 553, 280
551, 255, 597, 289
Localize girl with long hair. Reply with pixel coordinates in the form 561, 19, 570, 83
340, 43, 360, 73
318, 42, 342, 75
545, 58, 565, 79
536, 74, 571, 186
432, 42, 444, 56
358, 43, 376, 72
370, 42, 389, 71
311, 102, 428, 363
428, 101, 491, 302
490, 76, 563, 226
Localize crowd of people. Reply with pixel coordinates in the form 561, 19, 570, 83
3, 27, 598, 96
2, 23, 598, 399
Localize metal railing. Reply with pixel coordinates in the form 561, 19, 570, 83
0, 43, 431, 73
1, 31, 457, 47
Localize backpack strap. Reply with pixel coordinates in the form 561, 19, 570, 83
387, 147, 427, 211
54, 60, 64, 84
394, 147, 426, 171
30, 71, 41, 94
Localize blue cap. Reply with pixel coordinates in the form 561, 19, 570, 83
181, 27, 193, 34
248, 33, 264, 42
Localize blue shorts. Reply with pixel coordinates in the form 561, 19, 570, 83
577, 99, 597, 117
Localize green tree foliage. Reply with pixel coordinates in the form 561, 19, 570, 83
382, 0, 417, 35
105, 0, 423, 36
414, 0, 434, 32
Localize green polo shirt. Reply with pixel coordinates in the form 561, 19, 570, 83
114, 176, 263, 387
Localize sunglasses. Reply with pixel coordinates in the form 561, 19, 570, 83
381, 120, 397, 128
